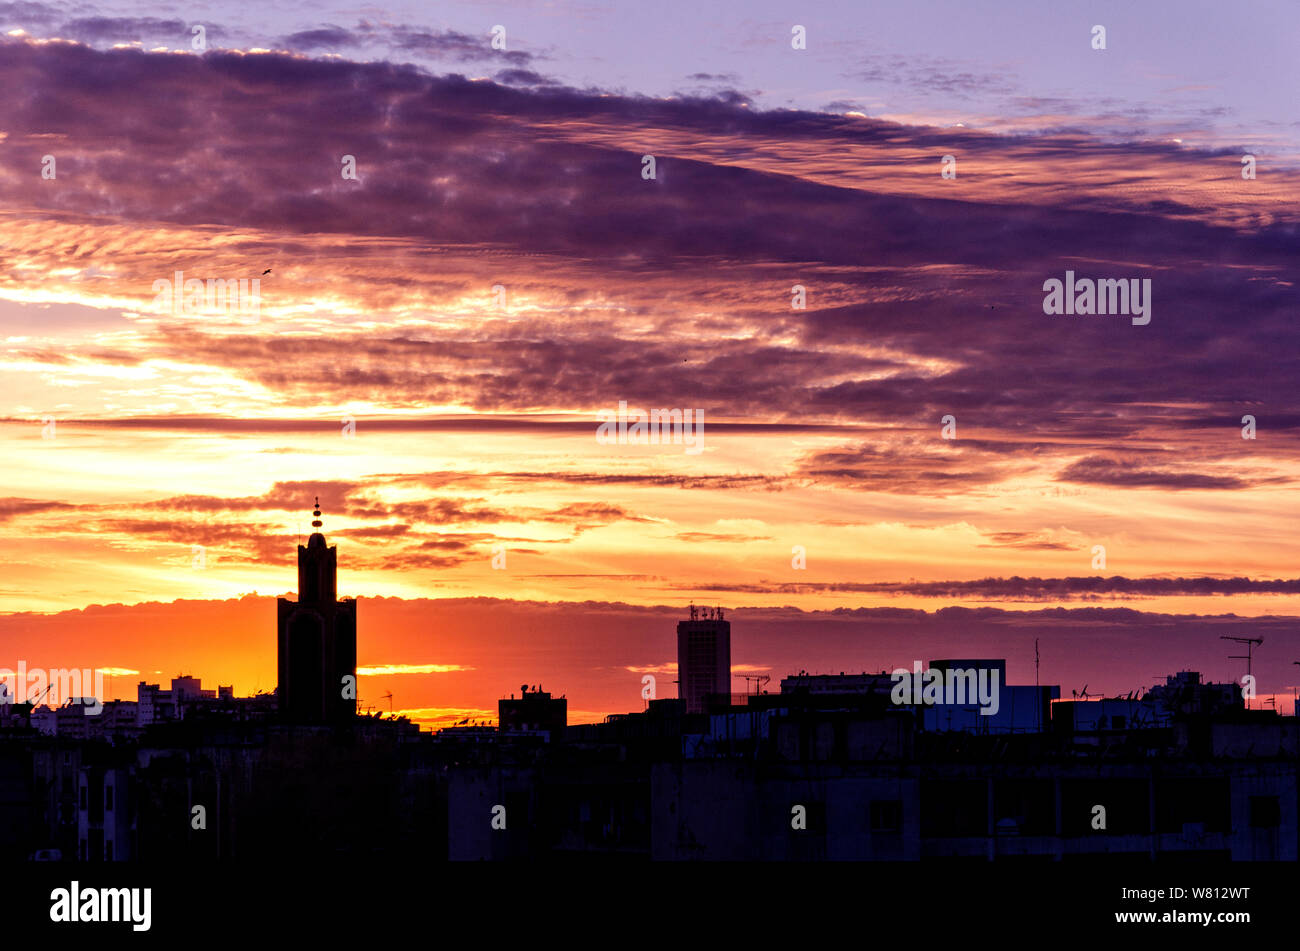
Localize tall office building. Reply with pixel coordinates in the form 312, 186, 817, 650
676, 605, 730, 714
277, 498, 357, 724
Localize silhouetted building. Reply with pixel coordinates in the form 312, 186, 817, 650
138, 676, 213, 725
277, 499, 357, 725
136, 676, 268, 729
677, 605, 730, 714
1146, 669, 1241, 716
499, 685, 567, 738
781, 672, 895, 696
922, 659, 1058, 735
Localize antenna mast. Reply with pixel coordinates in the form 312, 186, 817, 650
1222, 635, 1263, 708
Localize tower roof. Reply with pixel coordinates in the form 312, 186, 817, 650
308, 496, 326, 547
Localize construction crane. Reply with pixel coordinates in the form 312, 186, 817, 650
11, 684, 52, 719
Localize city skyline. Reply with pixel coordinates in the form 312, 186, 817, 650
2, 499, 1293, 733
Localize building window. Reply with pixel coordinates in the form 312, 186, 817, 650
105, 785, 113, 811
870, 799, 903, 833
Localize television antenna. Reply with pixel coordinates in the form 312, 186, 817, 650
1223, 635, 1263, 706
737, 674, 771, 696
1222, 635, 1263, 677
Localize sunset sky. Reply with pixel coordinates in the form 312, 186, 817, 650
1, 1, 1297, 728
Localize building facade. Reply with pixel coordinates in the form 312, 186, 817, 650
676, 606, 730, 714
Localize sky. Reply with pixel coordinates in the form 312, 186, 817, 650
0, 1, 1297, 728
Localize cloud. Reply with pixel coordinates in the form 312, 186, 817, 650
625, 662, 675, 675
57, 16, 188, 44
494, 68, 555, 86
677, 576, 1300, 600
1056, 455, 1265, 490
674, 531, 774, 543
0, 38, 1294, 478
357, 663, 474, 675
277, 27, 360, 51
851, 54, 1018, 100
978, 531, 1078, 551
386, 25, 533, 64
0, 498, 75, 521
0, 36, 1296, 619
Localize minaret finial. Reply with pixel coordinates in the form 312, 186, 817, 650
311, 496, 322, 530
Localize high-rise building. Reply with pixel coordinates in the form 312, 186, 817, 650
277, 498, 357, 724
676, 605, 730, 713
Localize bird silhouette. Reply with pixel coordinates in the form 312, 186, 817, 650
261, 268, 272, 275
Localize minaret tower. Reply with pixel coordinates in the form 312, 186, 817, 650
277, 497, 357, 724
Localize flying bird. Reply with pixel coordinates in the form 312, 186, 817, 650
261, 268, 272, 275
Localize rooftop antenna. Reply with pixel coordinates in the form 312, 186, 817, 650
737, 674, 770, 696
1034, 639, 1040, 732
1222, 635, 1263, 707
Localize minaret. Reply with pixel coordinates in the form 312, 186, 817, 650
277, 497, 357, 724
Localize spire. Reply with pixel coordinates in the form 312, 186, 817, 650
300, 495, 335, 596
306, 496, 327, 551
